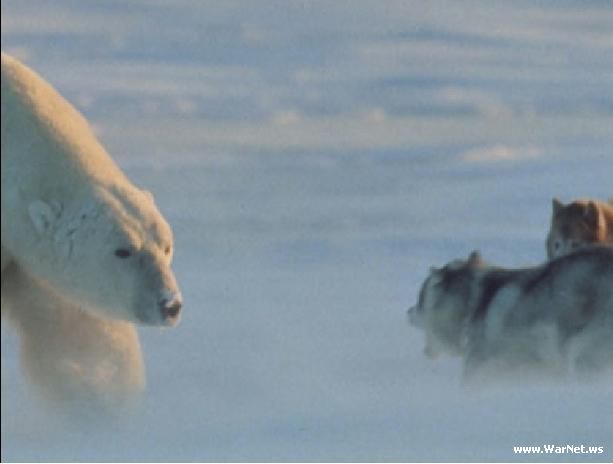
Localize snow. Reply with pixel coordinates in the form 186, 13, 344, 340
2, 1, 612, 461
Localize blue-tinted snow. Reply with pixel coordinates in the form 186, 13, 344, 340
2, 1, 612, 461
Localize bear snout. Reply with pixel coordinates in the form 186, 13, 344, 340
159, 292, 183, 325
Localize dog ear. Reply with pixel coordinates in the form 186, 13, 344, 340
467, 250, 483, 267
584, 202, 600, 227
552, 198, 564, 215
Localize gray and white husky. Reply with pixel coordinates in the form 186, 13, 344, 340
408, 246, 613, 380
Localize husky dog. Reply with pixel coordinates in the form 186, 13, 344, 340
408, 246, 613, 380
546, 198, 613, 259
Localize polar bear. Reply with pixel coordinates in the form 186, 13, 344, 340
1, 52, 182, 412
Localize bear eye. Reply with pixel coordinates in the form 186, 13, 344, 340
114, 248, 132, 258
164, 245, 171, 255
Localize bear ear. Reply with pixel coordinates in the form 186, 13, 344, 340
28, 200, 60, 235
142, 189, 155, 202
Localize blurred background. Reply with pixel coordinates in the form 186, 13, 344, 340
2, 1, 612, 461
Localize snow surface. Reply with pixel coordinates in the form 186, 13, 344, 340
2, 1, 612, 461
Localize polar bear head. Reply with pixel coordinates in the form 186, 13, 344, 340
26, 183, 183, 327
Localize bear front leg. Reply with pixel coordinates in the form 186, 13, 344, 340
2, 268, 145, 416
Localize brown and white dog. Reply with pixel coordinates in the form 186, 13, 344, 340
409, 246, 613, 380
546, 198, 613, 259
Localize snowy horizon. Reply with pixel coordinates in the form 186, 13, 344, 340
2, 1, 613, 461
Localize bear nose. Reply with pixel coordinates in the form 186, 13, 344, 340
160, 294, 182, 323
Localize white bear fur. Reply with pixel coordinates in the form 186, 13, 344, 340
1, 52, 182, 411
2, 267, 145, 412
